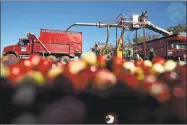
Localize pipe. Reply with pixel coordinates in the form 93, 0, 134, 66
66, 23, 98, 31
121, 20, 125, 59
122, 27, 125, 59
106, 25, 110, 45
66, 22, 133, 31
135, 29, 138, 45
143, 24, 147, 58
116, 28, 118, 47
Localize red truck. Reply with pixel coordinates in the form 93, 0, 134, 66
133, 34, 187, 61
2, 29, 83, 63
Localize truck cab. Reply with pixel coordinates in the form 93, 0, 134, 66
3, 38, 33, 59
18, 38, 33, 57
132, 34, 186, 62
167, 35, 186, 61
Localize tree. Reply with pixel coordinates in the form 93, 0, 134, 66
167, 24, 186, 34
127, 32, 160, 44
90, 42, 115, 56
127, 24, 187, 44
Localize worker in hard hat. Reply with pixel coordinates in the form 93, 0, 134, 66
139, 10, 148, 22
142, 10, 147, 17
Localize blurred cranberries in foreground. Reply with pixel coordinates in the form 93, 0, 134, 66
93, 69, 117, 90
0, 52, 186, 124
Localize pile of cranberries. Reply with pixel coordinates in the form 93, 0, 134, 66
0, 52, 186, 124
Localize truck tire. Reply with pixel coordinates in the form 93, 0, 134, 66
5, 54, 17, 60
61, 56, 70, 64
47, 55, 56, 61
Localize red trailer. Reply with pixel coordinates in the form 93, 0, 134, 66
2, 29, 83, 63
133, 34, 187, 61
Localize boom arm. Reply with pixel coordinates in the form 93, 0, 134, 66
120, 20, 173, 36
26, 33, 51, 54
145, 21, 173, 36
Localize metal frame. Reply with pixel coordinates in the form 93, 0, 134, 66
65, 11, 173, 59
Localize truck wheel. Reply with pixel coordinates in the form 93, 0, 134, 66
61, 56, 70, 64
5, 54, 17, 60
47, 55, 56, 61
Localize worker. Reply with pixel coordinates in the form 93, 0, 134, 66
142, 10, 147, 18
139, 10, 148, 22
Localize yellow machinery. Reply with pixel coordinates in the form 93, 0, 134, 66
116, 16, 125, 59
116, 38, 123, 58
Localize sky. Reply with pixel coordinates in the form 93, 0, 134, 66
1, 1, 186, 54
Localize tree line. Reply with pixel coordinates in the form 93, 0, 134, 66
127, 24, 186, 45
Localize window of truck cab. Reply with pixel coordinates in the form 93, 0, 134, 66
168, 40, 180, 49
168, 42, 175, 49
18, 39, 30, 46
176, 44, 187, 49
168, 39, 187, 49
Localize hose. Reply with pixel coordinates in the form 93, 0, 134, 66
106, 25, 110, 45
